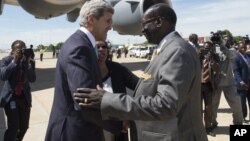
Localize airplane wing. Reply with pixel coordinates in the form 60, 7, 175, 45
1, 0, 84, 19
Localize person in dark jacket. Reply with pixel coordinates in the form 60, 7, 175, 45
0, 40, 36, 141
233, 41, 250, 122
96, 40, 139, 141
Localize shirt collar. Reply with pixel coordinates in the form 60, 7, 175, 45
80, 27, 96, 48
188, 41, 195, 47
157, 31, 176, 53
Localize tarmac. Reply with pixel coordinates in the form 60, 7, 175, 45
0, 52, 249, 141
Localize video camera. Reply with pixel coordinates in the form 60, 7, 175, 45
200, 48, 211, 56
21, 48, 34, 58
200, 47, 220, 62
210, 31, 224, 44
200, 47, 214, 60
243, 35, 250, 44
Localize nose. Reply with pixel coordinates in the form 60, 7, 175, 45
141, 28, 145, 34
141, 26, 147, 35
108, 20, 113, 30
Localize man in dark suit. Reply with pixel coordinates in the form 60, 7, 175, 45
188, 33, 201, 53
74, 4, 208, 141
233, 41, 250, 122
45, 1, 114, 141
0, 40, 36, 141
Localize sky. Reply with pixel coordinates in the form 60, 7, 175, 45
0, 0, 250, 49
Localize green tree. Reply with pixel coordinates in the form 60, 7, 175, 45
48, 44, 55, 51
223, 29, 233, 37
37, 44, 45, 50
233, 36, 243, 44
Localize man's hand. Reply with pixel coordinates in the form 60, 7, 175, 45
73, 85, 105, 109
13, 49, 22, 63
121, 120, 130, 133
240, 82, 249, 90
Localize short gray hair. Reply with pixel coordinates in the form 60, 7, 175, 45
79, 0, 114, 26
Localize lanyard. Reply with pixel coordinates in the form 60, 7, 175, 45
239, 53, 250, 70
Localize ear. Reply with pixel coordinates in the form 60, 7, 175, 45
88, 15, 95, 24
155, 18, 163, 28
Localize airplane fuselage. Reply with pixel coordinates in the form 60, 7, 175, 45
2, 0, 172, 35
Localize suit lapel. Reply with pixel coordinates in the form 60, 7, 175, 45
75, 30, 103, 86
133, 31, 181, 97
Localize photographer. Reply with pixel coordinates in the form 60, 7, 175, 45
211, 32, 243, 128
199, 41, 220, 137
0, 40, 36, 141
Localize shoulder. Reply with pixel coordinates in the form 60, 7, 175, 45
164, 32, 192, 51
235, 53, 242, 60
107, 61, 128, 72
236, 53, 241, 57
2, 56, 12, 62
64, 30, 89, 45
165, 38, 193, 57
107, 61, 122, 69
61, 32, 92, 55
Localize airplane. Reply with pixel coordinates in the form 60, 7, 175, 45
0, 0, 172, 35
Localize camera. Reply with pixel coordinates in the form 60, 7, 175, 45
243, 35, 250, 44
21, 48, 34, 58
210, 31, 224, 44
200, 48, 210, 56
200, 48, 220, 63
200, 48, 212, 60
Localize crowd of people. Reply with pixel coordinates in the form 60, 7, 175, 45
0, 0, 249, 141
188, 32, 250, 137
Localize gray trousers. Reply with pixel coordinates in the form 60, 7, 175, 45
212, 85, 243, 124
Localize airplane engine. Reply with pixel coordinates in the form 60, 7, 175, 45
17, 0, 84, 20
111, 0, 172, 35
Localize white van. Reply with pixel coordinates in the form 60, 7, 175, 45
140, 46, 155, 58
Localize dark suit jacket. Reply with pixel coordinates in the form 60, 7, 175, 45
233, 53, 250, 90
0, 55, 36, 107
101, 32, 208, 141
45, 30, 122, 141
105, 61, 139, 141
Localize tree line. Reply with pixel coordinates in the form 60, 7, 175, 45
35, 42, 63, 51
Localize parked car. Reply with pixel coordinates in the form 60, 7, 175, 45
140, 46, 155, 58
135, 47, 146, 58
128, 47, 136, 57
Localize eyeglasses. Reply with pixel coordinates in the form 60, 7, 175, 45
141, 16, 165, 27
96, 44, 108, 49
